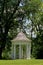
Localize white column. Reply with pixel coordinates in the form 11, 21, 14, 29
26, 44, 31, 59
19, 45, 22, 59
14, 45, 16, 59
11, 44, 14, 59
21, 46, 23, 59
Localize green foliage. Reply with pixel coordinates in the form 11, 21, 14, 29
32, 30, 43, 59
2, 37, 12, 59
23, 0, 43, 59
23, 0, 41, 17
0, 0, 43, 59
0, 0, 21, 59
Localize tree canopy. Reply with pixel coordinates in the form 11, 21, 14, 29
0, 0, 43, 59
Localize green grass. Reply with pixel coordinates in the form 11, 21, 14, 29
0, 59, 43, 65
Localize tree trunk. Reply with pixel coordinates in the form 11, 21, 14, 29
0, 49, 2, 59
0, 34, 7, 59
0, 42, 6, 59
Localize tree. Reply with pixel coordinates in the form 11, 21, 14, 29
0, 0, 43, 59
0, 0, 21, 59
32, 12, 43, 59
22, 0, 43, 58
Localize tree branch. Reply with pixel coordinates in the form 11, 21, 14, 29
8, 0, 21, 20
1, 0, 5, 19
5, 0, 21, 35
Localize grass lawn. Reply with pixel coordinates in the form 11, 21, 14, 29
0, 59, 43, 65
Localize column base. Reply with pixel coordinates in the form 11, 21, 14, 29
26, 57, 31, 59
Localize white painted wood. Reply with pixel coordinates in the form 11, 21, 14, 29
19, 45, 22, 59
14, 45, 16, 59
26, 44, 31, 59
11, 44, 14, 59
22, 46, 23, 59
11, 42, 31, 59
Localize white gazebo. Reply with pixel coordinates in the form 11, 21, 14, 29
11, 31, 31, 59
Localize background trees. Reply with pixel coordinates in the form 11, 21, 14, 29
23, 0, 43, 58
0, 0, 43, 59
0, 0, 22, 59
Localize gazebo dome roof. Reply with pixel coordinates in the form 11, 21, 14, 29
12, 32, 31, 42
